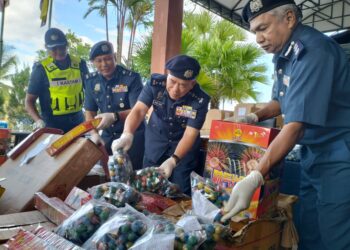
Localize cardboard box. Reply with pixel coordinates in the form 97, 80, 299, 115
275, 115, 284, 129
34, 192, 74, 225
205, 121, 281, 219
0, 211, 56, 243
233, 103, 268, 121
216, 219, 283, 250
209, 120, 280, 149
0, 133, 102, 214
201, 109, 234, 136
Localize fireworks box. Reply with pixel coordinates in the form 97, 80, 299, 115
0, 133, 102, 214
205, 120, 281, 219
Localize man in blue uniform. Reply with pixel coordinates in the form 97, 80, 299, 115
84, 41, 144, 170
25, 28, 88, 133
112, 55, 210, 195
222, 1, 350, 249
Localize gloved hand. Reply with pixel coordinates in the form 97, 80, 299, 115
158, 157, 177, 179
221, 170, 264, 222
33, 119, 45, 130
90, 132, 105, 146
111, 132, 134, 152
95, 113, 117, 130
224, 113, 258, 124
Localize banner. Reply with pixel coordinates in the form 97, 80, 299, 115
40, 0, 49, 27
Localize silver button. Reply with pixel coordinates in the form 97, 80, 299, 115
169, 132, 173, 135
111, 124, 114, 127
279, 91, 284, 97
120, 98, 123, 101
282, 114, 285, 118
107, 95, 110, 98
278, 69, 283, 74
169, 139, 172, 142
170, 123, 173, 126
108, 105, 111, 108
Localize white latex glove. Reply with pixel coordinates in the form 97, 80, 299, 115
111, 132, 134, 152
33, 119, 45, 130
158, 157, 177, 179
90, 132, 105, 146
221, 170, 264, 222
95, 113, 117, 130
224, 113, 258, 124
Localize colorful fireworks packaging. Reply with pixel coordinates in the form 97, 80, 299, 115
191, 172, 230, 224
130, 167, 182, 198
88, 182, 141, 208
109, 149, 133, 184
56, 200, 118, 245
83, 205, 150, 250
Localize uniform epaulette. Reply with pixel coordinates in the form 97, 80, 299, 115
85, 72, 98, 80
117, 65, 134, 76
150, 73, 167, 87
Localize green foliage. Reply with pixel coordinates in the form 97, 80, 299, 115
0, 45, 17, 116
132, 11, 268, 106
6, 67, 32, 128
36, 30, 91, 61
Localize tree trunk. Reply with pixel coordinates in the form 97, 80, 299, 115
127, 21, 138, 68
105, 1, 109, 41
116, 5, 127, 64
210, 97, 220, 109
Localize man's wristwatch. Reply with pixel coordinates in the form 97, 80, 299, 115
171, 154, 181, 165
113, 112, 120, 122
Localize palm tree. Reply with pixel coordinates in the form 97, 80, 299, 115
125, 0, 153, 68
79, 0, 110, 41
0, 45, 17, 115
133, 11, 267, 107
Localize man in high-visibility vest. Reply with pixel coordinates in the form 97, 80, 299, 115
25, 28, 89, 133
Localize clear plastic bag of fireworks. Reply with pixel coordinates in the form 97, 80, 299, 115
191, 172, 230, 224
130, 167, 183, 198
83, 204, 152, 250
88, 182, 141, 208
130, 214, 176, 250
199, 222, 233, 249
56, 200, 119, 246
174, 226, 207, 250
109, 148, 133, 183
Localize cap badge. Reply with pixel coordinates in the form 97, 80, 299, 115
101, 44, 109, 52
250, 0, 263, 13
184, 70, 193, 79
51, 34, 58, 41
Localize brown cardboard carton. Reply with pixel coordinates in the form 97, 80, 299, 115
201, 109, 234, 136
216, 219, 283, 249
0, 133, 102, 214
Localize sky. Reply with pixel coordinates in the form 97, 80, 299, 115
1, 0, 274, 105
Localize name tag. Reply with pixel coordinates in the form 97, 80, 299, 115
112, 84, 128, 93
283, 75, 290, 87
176, 105, 197, 119
152, 100, 163, 107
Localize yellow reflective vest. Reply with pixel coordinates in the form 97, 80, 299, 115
41, 56, 84, 115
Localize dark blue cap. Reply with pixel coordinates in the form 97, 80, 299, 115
90, 41, 114, 60
242, 0, 296, 23
165, 55, 200, 80
45, 28, 67, 48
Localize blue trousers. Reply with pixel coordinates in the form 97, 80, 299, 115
143, 149, 200, 196
299, 138, 350, 250
102, 129, 145, 171
44, 111, 84, 133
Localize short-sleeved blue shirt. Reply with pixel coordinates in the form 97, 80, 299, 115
27, 55, 89, 121
84, 65, 144, 136
272, 23, 350, 145
138, 73, 210, 163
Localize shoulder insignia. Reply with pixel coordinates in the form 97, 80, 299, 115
293, 40, 304, 59
151, 73, 167, 87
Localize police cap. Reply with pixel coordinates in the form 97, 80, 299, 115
90, 41, 114, 60
242, 0, 296, 23
45, 28, 67, 49
165, 55, 200, 80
